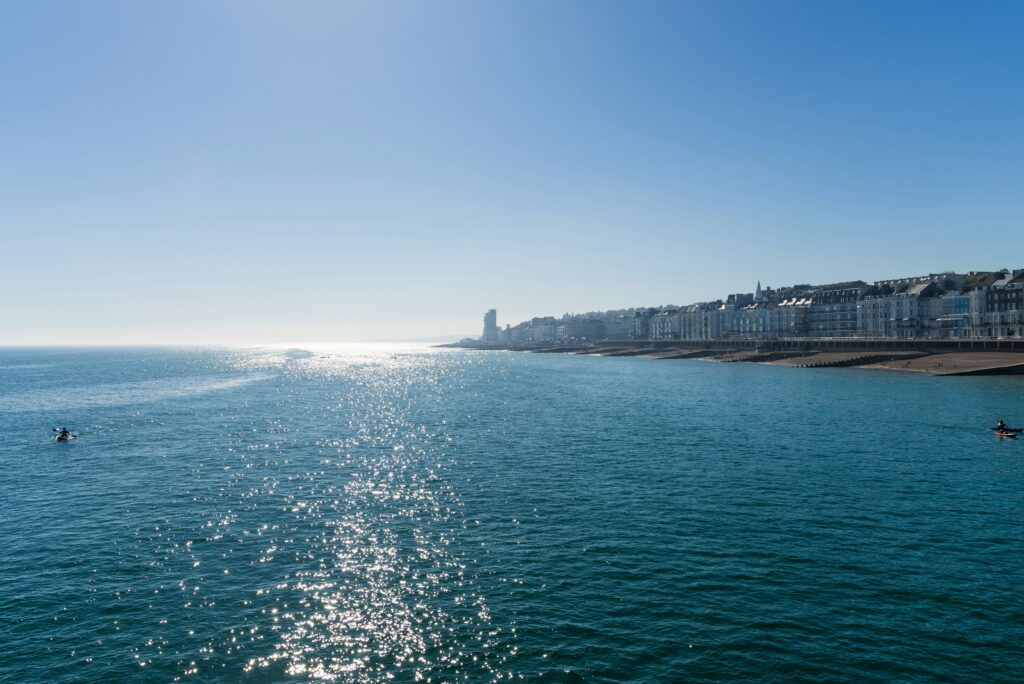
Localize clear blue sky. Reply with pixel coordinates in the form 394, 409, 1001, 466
2, 0, 1022, 343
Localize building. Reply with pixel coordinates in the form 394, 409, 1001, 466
775, 296, 811, 336
736, 293, 812, 339
649, 309, 680, 340
679, 302, 725, 340
969, 271, 1024, 338
498, 323, 530, 345
529, 316, 558, 342
632, 308, 658, 340
488, 266, 1024, 343
707, 293, 753, 339
923, 291, 970, 338
556, 316, 605, 340
807, 281, 869, 337
482, 309, 499, 343
604, 314, 633, 340
568, 317, 605, 340
856, 289, 895, 338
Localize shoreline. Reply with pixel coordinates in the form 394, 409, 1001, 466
437, 341, 1024, 376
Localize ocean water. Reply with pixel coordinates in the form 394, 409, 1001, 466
2, 345, 1024, 683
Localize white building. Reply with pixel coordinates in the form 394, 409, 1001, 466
649, 309, 680, 340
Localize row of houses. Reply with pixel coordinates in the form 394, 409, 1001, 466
492, 269, 1024, 343
639, 272, 1024, 341
496, 314, 625, 345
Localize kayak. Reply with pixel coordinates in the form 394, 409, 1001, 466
991, 426, 1023, 433
56, 434, 75, 442
994, 430, 1018, 439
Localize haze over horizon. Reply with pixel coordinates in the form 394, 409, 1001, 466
2, 1, 1023, 345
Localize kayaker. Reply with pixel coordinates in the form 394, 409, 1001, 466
996, 419, 1008, 432
55, 427, 72, 440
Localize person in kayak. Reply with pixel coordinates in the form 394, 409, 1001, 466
996, 419, 1008, 432
55, 427, 72, 440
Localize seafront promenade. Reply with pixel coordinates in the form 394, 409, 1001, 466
441, 338, 1024, 376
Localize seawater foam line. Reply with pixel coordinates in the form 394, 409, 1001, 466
0, 373, 274, 413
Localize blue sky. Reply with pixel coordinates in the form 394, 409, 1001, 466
2, 0, 1022, 343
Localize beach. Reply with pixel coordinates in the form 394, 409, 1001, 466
444, 341, 1024, 376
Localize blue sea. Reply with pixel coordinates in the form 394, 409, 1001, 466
2, 345, 1024, 683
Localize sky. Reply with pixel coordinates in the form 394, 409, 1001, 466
2, 0, 1023, 344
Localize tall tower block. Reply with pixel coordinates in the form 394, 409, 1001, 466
482, 309, 499, 343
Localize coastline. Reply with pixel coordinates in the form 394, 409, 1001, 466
437, 341, 1024, 376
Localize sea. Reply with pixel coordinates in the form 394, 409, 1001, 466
1, 345, 1023, 683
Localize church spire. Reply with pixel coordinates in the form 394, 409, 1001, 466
755, 280, 763, 300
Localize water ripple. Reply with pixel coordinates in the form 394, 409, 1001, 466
3, 347, 1024, 683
